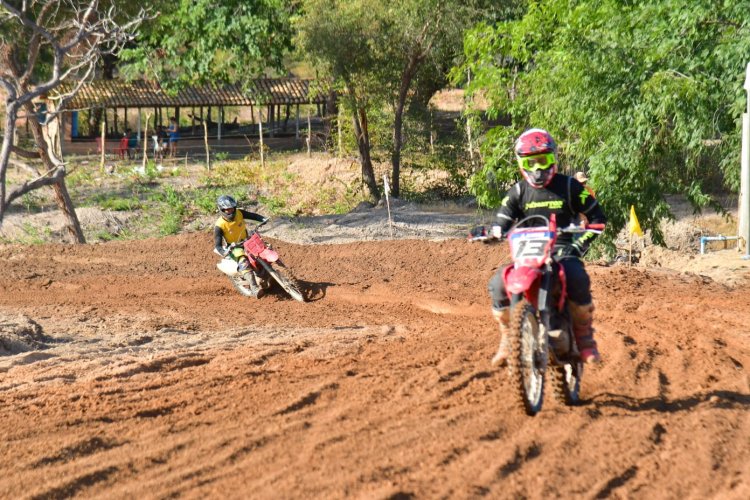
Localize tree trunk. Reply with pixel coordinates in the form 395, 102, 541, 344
51, 178, 85, 242
23, 100, 85, 243
391, 55, 420, 199
352, 108, 379, 201
0, 103, 19, 224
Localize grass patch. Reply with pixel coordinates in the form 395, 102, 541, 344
159, 211, 183, 236
95, 195, 142, 211
18, 223, 53, 244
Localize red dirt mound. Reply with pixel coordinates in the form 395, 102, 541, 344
0, 233, 748, 498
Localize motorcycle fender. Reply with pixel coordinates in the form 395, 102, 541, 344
505, 266, 541, 295
259, 248, 279, 263
217, 258, 238, 277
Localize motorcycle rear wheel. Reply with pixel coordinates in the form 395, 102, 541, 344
509, 298, 546, 416
260, 261, 305, 302
230, 275, 257, 297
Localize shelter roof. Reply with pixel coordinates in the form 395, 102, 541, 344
57, 78, 329, 109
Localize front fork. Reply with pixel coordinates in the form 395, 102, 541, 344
512, 263, 555, 373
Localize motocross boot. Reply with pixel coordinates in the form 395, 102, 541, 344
491, 308, 511, 366
241, 270, 262, 298
569, 301, 601, 363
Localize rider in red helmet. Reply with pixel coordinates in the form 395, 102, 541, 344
487, 128, 607, 365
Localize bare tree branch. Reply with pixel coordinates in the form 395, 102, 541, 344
0, 1, 151, 239
19, 2, 55, 86
10, 145, 41, 160
5, 166, 64, 206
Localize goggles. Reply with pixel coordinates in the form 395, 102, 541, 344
517, 153, 556, 172
221, 207, 236, 215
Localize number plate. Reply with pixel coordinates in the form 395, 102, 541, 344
509, 229, 554, 266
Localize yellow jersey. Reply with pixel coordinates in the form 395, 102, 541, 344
215, 211, 248, 244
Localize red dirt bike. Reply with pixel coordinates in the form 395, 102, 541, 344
216, 220, 305, 302
471, 214, 604, 415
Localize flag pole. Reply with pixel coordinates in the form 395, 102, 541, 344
383, 174, 394, 238
629, 231, 633, 267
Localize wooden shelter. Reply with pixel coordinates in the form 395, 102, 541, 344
52, 78, 331, 147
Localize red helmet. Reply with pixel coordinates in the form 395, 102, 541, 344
514, 128, 558, 188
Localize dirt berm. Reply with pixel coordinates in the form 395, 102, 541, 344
0, 229, 748, 499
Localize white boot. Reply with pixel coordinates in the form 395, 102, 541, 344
491, 308, 511, 366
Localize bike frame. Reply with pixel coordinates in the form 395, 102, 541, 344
243, 231, 279, 269
503, 215, 567, 316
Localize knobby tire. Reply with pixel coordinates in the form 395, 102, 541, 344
230, 276, 256, 297
508, 298, 546, 416
551, 361, 583, 406
260, 261, 305, 302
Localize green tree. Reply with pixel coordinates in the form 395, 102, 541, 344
298, 0, 504, 200
296, 0, 385, 200
120, 0, 295, 88
460, 0, 750, 245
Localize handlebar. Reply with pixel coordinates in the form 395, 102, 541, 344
558, 223, 605, 235
222, 218, 269, 253
468, 221, 605, 243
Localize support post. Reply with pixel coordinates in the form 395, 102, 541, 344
142, 113, 150, 170
218, 106, 223, 142
203, 119, 210, 170
741, 63, 750, 259
269, 105, 275, 138
629, 232, 633, 267
258, 111, 265, 169
295, 104, 300, 140
429, 107, 435, 155
137, 108, 142, 145
100, 118, 105, 171
306, 106, 311, 157
338, 105, 342, 158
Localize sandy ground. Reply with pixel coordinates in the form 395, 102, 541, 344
1, 208, 749, 499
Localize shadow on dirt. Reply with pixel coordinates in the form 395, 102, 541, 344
297, 280, 335, 302
585, 390, 750, 413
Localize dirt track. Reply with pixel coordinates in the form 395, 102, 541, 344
1, 233, 749, 499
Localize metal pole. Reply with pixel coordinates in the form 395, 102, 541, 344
740, 62, 750, 259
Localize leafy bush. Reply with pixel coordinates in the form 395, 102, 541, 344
193, 187, 248, 215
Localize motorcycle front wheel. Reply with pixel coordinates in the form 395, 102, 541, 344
259, 261, 305, 302
509, 297, 547, 416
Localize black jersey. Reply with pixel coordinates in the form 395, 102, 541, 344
497, 174, 606, 251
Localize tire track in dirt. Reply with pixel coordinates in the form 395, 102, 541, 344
0, 233, 749, 498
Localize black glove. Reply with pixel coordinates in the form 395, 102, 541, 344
470, 226, 487, 238
558, 241, 584, 258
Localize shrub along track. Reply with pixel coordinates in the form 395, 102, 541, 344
0, 233, 748, 499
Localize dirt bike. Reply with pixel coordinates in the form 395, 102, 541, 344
216, 220, 305, 302
470, 214, 604, 416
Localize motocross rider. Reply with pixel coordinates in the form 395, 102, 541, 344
485, 128, 607, 366
214, 195, 268, 297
